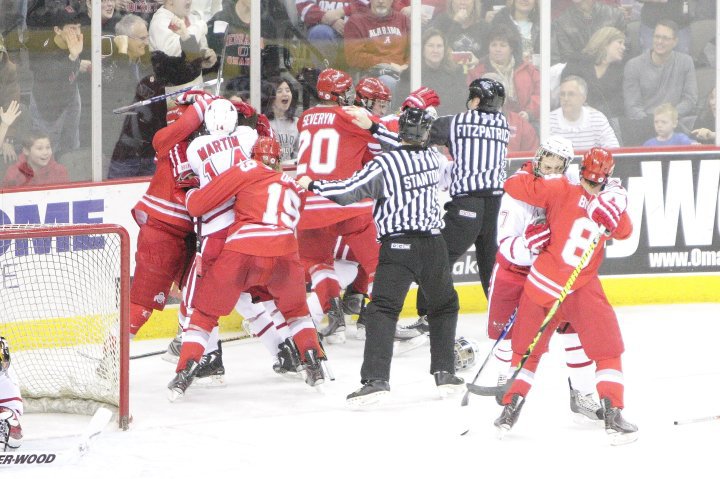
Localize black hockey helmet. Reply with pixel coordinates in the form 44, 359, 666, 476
0, 337, 10, 372
467, 78, 505, 113
398, 107, 437, 146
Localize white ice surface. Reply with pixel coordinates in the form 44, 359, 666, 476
8, 303, 720, 479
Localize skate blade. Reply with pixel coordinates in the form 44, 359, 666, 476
438, 383, 466, 399
167, 388, 185, 402
354, 327, 366, 341
495, 425, 511, 440
194, 375, 227, 388
608, 430, 639, 446
346, 391, 390, 410
161, 352, 180, 364
572, 412, 604, 426
393, 334, 428, 355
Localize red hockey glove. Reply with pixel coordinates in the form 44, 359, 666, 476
523, 222, 551, 254
176, 90, 215, 106
173, 174, 199, 205
402, 86, 440, 110
230, 99, 256, 119
256, 113, 273, 138
586, 184, 627, 234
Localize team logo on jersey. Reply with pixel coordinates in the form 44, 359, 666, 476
153, 292, 166, 305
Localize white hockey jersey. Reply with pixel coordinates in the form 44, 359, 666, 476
186, 126, 259, 235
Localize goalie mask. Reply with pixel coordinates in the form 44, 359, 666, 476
454, 336, 480, 371
0, 337, 9, 372
204, 98, 238, 135
398, 107, 437, 146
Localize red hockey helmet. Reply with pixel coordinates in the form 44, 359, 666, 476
316, 68, 355, 106
252, 137, 282, 171
355, 77, 392, 115
580, 147, 615, 184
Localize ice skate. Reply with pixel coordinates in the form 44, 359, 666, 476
319, 298, 346, 344
273, 338, 303, 377
354, 310, 367, 341
346, 380, 390, 409
394, 315, 429, 340
393, 332, 428, 355
342, 290, 365, 315
167, 360, 200, 402
194, 344, 226, 387
162, 327, 183, 363
434, 371, 465, 398
494, 394, 526, 439
602, 398, 638, 445
569, 379, 603, 422
301, 349, 326, 388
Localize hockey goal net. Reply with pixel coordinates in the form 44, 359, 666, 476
0, 223, 130, 429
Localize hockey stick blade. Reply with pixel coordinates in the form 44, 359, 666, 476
130, 334, 246, 360
673, 415, 720, 426
0, 407, 112, 467
466, 382, 510, 405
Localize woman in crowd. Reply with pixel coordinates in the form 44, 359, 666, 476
691, 87, 717, 144
264, 78, 299, 165
420, 28, 468, 115
490, 0, 539, 64
467, 24, 539, 124
561, 26, 626, 139
429, 0, 488, 72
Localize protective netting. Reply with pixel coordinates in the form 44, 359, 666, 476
0, 224, 127, 418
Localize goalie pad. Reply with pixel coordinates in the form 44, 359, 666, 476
0, 406, 22, 451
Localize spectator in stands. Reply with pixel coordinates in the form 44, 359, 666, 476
622, 19, 697, 145
562, 26, 626, 139
2, 129, 69, 187
296, 0, 354, 67
482, 71, 539, 153
637, 0, 690, 55
467, 23, 540, 124
643, 102, 696, 147
394, 0, 446, 25
691, 86, 716, 144
0, 100, 21, 162
550, 75, 620, 150
149, 0, 217, 70
102, 14, 152, 166
420, 28, 467, 115
264, 78, 299, 165
490, 0, 540, 63
344, 0, 410, 97
207, 0, 277, 95
0, 33, 21, 164
26, 4, 87, 160
80, 0, 121, 35
429, 0, 488, 72
551, 0, 625, 64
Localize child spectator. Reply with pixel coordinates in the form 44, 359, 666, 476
3, 130, 69, 188
643, 103, 695, 147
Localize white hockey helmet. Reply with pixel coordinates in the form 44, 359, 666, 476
204, 98, 238, 135
454, 336, 480, 371
533, 135, 574, 177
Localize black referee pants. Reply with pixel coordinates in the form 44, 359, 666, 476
417, 195, 501, 315
360, 235, 459, 383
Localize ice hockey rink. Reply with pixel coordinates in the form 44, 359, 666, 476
7, 302, 720, 479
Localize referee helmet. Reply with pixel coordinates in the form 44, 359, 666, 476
467, 78, 506, 113
398, 107, 437, 146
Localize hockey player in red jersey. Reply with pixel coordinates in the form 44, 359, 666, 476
296, 68, 381, 344
355, 77, 392, 118
486, 136, 604, 422
168, 131, 327, 398
127, 92, 212, 343
494, 147, 638, 445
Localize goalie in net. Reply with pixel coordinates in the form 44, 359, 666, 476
0, 337, 24, 451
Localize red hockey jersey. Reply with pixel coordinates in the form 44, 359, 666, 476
503, 171, 632, 306
296, 104, 380, 229
185, 160, 306, 256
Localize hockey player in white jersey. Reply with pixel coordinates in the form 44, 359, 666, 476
487, 135, 604, 423
0, 337, 23, 451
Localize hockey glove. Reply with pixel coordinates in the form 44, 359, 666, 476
256, 113, 273, 138
586, 184, 627, 234
173, 175, 199, 205
402, 86, 440, 110
523, 222, 551, 254
176, 90, 215, 106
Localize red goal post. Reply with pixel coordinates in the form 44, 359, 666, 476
0, 223, 131, 429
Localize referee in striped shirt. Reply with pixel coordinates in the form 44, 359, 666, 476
297, 105, 464, 407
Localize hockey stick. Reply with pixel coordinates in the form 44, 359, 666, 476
465, 228, 605, 404
673, 415, 720, 426
112, 79, 222, 115
129, 334, 246, 360
212, 20, 230, 96
0, 407, 112, 467
460, 308, 518, 408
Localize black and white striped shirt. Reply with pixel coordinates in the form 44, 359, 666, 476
307, 146, 444, 239
371, 110, 509, 198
